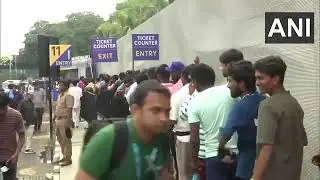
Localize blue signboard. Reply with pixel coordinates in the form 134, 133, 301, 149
91, 37, 118, 62
132, 34, 159, 61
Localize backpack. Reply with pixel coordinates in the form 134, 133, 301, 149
82, 118, 129, 171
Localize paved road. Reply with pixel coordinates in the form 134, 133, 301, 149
17, 113, 54, 179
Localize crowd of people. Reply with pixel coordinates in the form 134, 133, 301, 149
74, 48, 318, 180
0, 82, 46, 180
0, 48, 320, 180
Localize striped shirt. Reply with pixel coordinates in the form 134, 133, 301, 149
172, 84, 190, 132
198, 127, 205, 158
182, 92, 205, 158
0, 107, 25, 165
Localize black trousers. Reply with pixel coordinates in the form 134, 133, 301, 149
35, 108, 44, 131
0, 162, 17, 180
169, 135, 178, 179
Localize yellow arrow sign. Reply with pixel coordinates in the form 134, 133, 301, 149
49, 45, 71, 66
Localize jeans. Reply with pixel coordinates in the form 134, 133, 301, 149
235, 149, 256, 180
206, 156, 236, 180
35, 108, 44, 131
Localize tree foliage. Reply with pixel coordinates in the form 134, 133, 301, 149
96, 0, 169, 37
22, 12, 104, 64
0, 56, 11, 64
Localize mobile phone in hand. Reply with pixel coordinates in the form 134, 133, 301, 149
65, 128, 72, 139
0, 166, 9, 173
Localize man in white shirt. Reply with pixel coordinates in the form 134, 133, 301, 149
125, 73, 149, 105
188, 49, 243, 180
170, 64, 195, 180
33, 84, 46, 132
125, 82, 137, 104
69, 80, 83, 128
188, 63, 238, 180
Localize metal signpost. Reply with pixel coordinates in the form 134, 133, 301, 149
48, 44, 72, 162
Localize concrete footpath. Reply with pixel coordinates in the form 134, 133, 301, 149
54, 122, 86, 180
17, 118, 54, 180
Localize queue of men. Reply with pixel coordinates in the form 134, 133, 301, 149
73, 48, 313, 180
0, 48, 319, 180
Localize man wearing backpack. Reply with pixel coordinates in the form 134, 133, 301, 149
8, 85, 22, 110
76, 80, 171, 180
7, 84, 15, 100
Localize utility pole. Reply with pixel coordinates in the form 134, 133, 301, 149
9, 58, 12, 80
12, 55, 17, 78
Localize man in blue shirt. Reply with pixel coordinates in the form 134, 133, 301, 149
218, 60, 266, 180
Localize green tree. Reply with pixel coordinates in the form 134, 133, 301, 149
96, 0, 169, 37
22, 12, 104, 64
0, 56, 11, 64
64, 12, 104, 56
23, 21, 53, 65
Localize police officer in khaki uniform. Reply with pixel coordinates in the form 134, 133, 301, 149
54, 80, 74, 166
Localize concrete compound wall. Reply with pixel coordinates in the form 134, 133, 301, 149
97, 0, 320, 179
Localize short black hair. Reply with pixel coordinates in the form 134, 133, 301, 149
71, 80, 78, 86
59, 80, 70, 88
111, 75, 119, 81
159, 64, 168, 68
190, 63, 215, 86
0, 94, 10, 107
229, 60, 256, 91
105, 75, 110, 82
219, 48, 244, 64
98, 74, 105, 80
133, 70, 141, 76
8, 84, 14, 89
119, 72, 126, 80
155, 65, 170, 80
254, 56, 287, 84
135, 73, 149, 84
147, 67, 157, 79
181, 64, 195, 84
130, 80, 171, 106
123, 76, 133, 84
126, 70, 133, 76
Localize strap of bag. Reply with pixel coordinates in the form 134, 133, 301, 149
109, 120, 129, 171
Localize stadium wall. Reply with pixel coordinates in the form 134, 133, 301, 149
97, 1, 320, 179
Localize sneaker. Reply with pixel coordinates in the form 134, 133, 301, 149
53, 158, 65, 164
59, 160, 72, 166
24, 149, 36, 154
